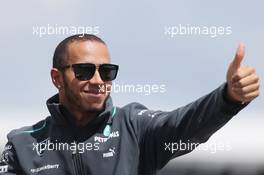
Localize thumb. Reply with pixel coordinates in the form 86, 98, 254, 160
232, 43, 245, 70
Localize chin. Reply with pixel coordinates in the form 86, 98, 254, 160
79, 93, 108, 112
82, 101, 105, 112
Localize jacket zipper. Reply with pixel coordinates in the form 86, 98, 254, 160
71, 108, 116, 174
72, 141, 86, 175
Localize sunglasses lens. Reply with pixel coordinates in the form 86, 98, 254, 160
99, 64, 119, 81
72, 64, 95, 81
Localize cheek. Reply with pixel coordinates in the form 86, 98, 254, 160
72, 81, 83, 94
65, 70, 76, 81
64, 73, 82, 94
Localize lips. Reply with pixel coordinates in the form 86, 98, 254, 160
84, 89, 100, 94
83, 85, 106, 94
83, 86, 105, 97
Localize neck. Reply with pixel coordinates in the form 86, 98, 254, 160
59, 95, 99, 127
69, 108, 98, 127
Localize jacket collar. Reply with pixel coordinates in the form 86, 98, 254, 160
46, 94, 114, 128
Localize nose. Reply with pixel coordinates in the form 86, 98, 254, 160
89, 69, 104, 84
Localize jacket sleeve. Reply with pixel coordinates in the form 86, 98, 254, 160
0, 141, 23, 175
128, 82, 249, 172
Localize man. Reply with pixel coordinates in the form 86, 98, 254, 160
0, 34, 260, 175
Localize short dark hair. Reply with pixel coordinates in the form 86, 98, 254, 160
52, 34, 106, 69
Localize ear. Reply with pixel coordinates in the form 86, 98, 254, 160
51, 68, 63, 90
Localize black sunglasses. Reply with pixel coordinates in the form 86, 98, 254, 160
59, 63, 119, 81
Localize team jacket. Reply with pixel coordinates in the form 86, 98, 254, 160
0, 83, 249, 175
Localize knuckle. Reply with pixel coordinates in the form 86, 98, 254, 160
234, 74, 241, 82
238, 80, 243, 87
250, 67, 256, 73
241, 94, 250, 99
237, 88, 243, 94
241, 93, 247, 98
241, 87, 247, 93
256, 82, 260, 89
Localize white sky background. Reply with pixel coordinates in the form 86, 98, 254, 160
0, 0, 263, 165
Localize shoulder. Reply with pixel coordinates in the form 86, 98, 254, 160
7, 116, 51, 141
121, 102, 149, 113
118, 102, 161, 122
118, 102, 149, 117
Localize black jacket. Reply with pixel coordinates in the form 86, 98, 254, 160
0, 83, 248, 175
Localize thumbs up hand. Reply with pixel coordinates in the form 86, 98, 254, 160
226, 43, 260, 103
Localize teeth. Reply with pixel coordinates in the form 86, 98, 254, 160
83, 86, 100, 93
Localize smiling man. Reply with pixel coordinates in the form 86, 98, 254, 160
0, 34, 260, 175
51, 35, 116, 127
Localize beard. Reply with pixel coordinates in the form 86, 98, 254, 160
62, 75, 108, 113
